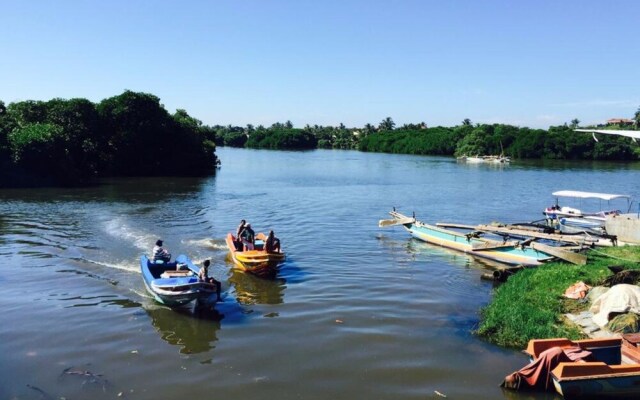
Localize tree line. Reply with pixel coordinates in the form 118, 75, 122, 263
0, 91, 218, 187
2, 91, 638, 187
215, 110, 640, 161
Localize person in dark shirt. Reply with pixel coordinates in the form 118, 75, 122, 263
264, 230, 281, 253
198, 259, 222, 301
240, 223, 255, 250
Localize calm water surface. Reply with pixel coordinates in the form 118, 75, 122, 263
1, 148, 639, 400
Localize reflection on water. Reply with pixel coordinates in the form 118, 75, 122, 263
228, 267, 287, 306
57, 294, 141, 309
0, 176, 212, 204
147, 306, 222, 354
377, 233, 508, 272
57, 268, 120, 286
407, 239, 512, 271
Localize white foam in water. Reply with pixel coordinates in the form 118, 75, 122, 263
104, 217, 155, 251
87, 258, 139, 273
130, 288, 154, 300
184, 238, 227, 251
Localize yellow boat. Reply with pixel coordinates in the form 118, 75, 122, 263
225, 232, 285, 277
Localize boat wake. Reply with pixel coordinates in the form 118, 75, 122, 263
185, 238, 227, 251
130, 288, 155, 300
85, 258, 139, 273
104, 218, 155, 252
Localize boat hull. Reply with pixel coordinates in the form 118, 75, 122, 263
225, 233, 285, 278
384, 211, 554, 266
407, 223, 551, 266
553, 372, 640, 399
519, 337, 640, 398
140, 255, 218, 307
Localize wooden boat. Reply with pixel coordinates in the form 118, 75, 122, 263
140, 254, 219, 307
522, 337, 640, 398
225, 232, 285, 277
380, 210, 570, 267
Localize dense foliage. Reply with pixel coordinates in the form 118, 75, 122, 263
2, 99, 639, 187
359, 123, 640, 161
246, 126, 317, 150
213, 114, 640, 161
0, 91, 218, 187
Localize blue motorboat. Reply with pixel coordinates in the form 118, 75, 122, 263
140, 254, 219, 307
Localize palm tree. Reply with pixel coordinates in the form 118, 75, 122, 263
362, 123, 376, 136
378, 117, 395, 131
570, 119, 580, 129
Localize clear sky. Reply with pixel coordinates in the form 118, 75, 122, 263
1, 0, 639, 129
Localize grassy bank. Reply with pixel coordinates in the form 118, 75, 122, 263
476, 246, 640, 349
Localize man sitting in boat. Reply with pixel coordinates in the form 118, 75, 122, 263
264, 230, 281, 253
240, 223, 255, 250
152, 239, 171, 263
199, 259, 222, 301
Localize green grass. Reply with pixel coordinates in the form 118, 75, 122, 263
476, 246, 640, 349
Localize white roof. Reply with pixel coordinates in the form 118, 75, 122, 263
552, 190, 630, 201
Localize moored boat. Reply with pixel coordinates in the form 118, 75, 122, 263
457, 154, 511, 163
505, 337, 640, 398
225, 233, 285, 277
544, 191, 631, 235
140, 254, 219, 306
380, 210, 559, 266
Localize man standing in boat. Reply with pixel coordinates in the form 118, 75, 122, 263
199, 259, 222, 301
236, 219, 247, 239
240, 223, 255, 250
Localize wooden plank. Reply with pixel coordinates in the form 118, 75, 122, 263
529, 242, 587, 265
379, 217, 415, 227
471, 224, 603, 246
435, 222, 478, 230
436, 221, 608, 246
471, 241, 518, 251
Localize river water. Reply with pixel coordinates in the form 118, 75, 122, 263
1, 147, 639, 400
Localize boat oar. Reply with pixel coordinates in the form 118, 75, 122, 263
379, 217, 415, 227
529, 242, 587, 265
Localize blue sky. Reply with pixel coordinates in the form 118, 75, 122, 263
1, 0, 639, 129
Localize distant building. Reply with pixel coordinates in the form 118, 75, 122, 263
606, 118, 634, 126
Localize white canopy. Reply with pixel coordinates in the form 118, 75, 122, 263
552, 190, 630, 201
574, 129, 640, 140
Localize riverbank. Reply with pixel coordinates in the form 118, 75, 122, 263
476, 246, 640, 349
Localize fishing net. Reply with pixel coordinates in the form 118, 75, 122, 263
606, 312, 640, 334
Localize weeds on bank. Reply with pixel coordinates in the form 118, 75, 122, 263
476, 246, 640, 349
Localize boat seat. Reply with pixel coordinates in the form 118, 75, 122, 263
160, 271, 193, 279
